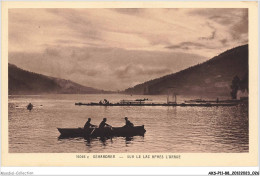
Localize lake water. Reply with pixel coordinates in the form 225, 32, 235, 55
8, 94, 248, 153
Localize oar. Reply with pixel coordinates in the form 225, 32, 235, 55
109, 126, 114, 136
90, 128, 96, 136
108, 125, 113, 131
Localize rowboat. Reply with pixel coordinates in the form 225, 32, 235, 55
57, 125, 146, 138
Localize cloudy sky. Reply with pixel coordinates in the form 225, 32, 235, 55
9, 8, 248, 91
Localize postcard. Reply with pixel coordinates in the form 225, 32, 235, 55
1, 1, 258, 167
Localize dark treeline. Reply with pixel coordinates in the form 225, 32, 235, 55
230, 72, 248, 99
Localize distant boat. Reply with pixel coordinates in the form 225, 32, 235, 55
27, 103, 33, 111
135, 98, 149, 101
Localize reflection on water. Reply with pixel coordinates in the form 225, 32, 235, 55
58, 135, 142, 148
9, 94, 248, 153
125, 136, 133, 144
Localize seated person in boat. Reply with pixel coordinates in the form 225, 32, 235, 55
123, 117, 134, 127
84, 118, 97, 129
99, 118, 112, 128
103, 99, 109, 105
27, 103, 33, 111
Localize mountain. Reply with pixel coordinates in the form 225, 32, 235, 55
124, 44, 248, 97
8, 63, 106, 95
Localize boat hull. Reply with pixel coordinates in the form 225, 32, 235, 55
57, 125, 146, 138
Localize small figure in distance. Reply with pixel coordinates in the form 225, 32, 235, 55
27, 103, 33, 111
84, 118, 97, 129
103, 99, 109, 105
99, 118, 112, 128
124, 117, 134, 128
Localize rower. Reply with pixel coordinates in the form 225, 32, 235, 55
27, 103, 33, 111
84, 118, 97, 129
99, 118, 112, 128
124, 117, 134, 127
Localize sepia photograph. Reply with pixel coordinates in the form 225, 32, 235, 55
1, 1, 258, 170
7, 7, 251, 154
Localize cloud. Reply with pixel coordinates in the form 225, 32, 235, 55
113, 8, 143, 15
189, 8, 243, 21
220, 39, 228, 45
8, 8, 248, 90
209, 15, 233, 25
164, 8, 248, 56
199, 22, 216, 40
9, 8, 248, 57
44, 48, 60, 57
189, 8, 248, 42
230, 10, 248, 40
114, 64, 172, 79
165, 42, 216, 50
9, 46, 207, 90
